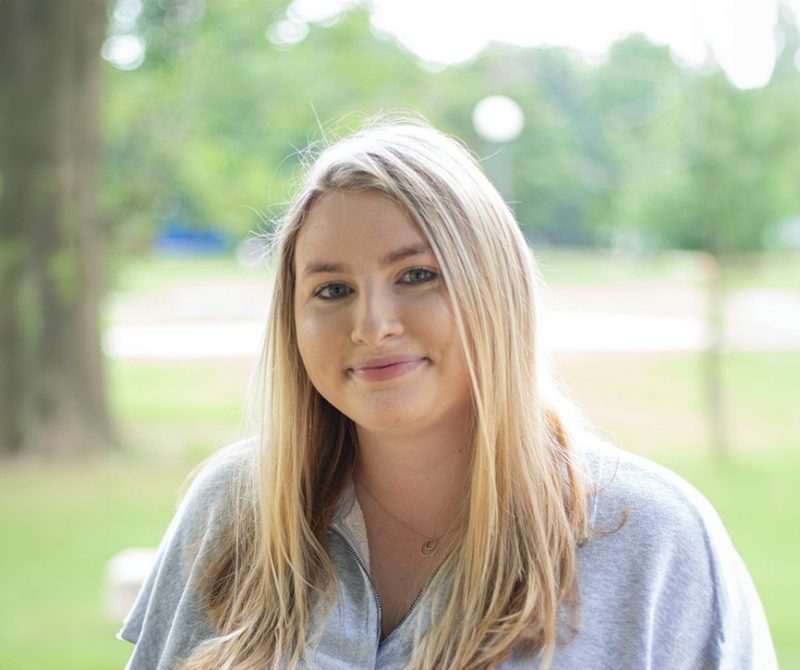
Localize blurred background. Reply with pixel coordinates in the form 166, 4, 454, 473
1, 0, 799, 667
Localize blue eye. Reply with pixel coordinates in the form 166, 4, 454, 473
402, 268, 437, 284
315, 283, 352, 300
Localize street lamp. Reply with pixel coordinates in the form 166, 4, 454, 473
472, 95, 525, 143
472, 95, 524, 204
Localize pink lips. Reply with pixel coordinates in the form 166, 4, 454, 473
350, 355, 426, 382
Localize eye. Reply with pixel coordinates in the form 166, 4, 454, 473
401, 268, 438, 285
314, 283, 352, 300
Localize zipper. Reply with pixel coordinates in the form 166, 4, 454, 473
330, 527, 447, 647
330, 527, 442, 647
382, 553, 451, 644
330, 527, 384, 645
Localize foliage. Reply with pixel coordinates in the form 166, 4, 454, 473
102, 1, 800, 252
103, 0, 443, 246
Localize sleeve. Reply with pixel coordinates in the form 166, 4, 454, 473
575, 445, 779, 670
625, 453, 779, 670
693, 488, 778, 670
117, 445, 247, 670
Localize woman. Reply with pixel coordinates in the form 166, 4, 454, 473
120, 119, 777, 669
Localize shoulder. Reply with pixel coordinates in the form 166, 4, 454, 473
186, 437, 257, 497
576, 436, 737, 594
151, 437, 257, 560
154, 435, 258, 576
118, 437, 258, 670
578, 438, 723, 542
564, 437, 777, 670
177, 438, 257, 531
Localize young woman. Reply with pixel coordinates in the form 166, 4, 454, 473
120, 119, 777, 669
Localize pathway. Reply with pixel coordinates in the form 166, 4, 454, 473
104, 279, 800, 358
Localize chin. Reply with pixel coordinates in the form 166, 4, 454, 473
353, 407, 432, 436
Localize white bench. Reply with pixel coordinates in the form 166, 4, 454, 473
105, 548, 158, 622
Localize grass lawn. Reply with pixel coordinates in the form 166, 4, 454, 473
536, 247, 800, 291
0, 456, 192, 670
1, 251, 797, 669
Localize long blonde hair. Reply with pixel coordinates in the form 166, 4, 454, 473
181, 117, 589, 670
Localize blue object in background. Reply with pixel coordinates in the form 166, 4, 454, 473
154, 223, 232, 255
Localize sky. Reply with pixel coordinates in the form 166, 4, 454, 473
105, 0, 800, 89
289, 0, 800, 89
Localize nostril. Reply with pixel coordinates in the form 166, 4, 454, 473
351, 298, 403, 345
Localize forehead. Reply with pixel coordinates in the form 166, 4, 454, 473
294, 190, 428, 267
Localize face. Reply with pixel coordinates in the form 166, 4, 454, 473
293, 190, 472, 440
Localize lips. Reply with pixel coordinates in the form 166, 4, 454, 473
349, 355, 426, 382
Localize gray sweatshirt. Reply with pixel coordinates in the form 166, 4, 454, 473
119, 438, 777, 669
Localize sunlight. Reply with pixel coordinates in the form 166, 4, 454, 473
101, 34, 146, 71
288, 0, 798, 90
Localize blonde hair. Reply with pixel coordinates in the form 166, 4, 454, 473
181, 117, 590, 670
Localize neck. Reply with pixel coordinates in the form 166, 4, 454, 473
354, 414, 473, 539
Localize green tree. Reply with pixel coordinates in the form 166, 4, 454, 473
102, 2, 441, 247
585, 34, 690, 250
0, 0, 113, 455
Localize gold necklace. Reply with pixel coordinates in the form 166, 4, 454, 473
356, 478, 443, 557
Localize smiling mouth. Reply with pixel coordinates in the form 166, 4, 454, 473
350, 357, 426, 382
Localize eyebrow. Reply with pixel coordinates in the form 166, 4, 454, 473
299, 242, 432, 279
381, 242, 432, 266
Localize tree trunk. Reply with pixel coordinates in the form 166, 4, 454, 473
0, 0, 113, 456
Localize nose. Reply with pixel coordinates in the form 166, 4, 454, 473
350, 285, 403, 346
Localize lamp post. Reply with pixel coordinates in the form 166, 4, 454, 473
472, 95, 525, 205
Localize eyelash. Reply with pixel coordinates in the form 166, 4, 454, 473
314, 283, 352, 300
401, 267, 438, 285
312, 267, 439, 301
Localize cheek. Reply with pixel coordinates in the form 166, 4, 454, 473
427, 296, 472, 386
295, 315, 322, 371
294, 308, 345, 380
415, 293, 461, 349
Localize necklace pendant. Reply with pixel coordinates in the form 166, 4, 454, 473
420, 539, 439, 557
